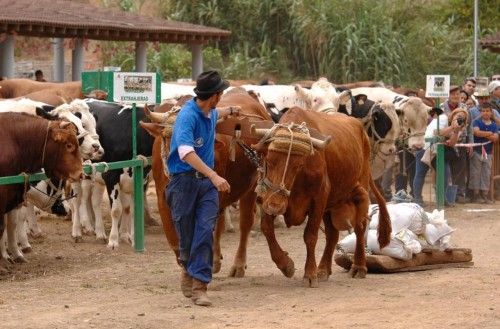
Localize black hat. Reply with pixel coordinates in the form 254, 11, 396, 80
193, 70, 229, 96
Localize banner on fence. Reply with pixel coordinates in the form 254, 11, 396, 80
113, 72, 160, 104
425, 75, 450, 98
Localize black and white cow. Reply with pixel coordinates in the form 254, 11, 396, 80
73, 100, 154, 249
337, 91, 400, 179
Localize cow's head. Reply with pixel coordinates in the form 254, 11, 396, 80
69, 99, 104, 160
395, 97, 434, 150
44, 121, 83, 182
252, 123, 330, 215
295, 77, 340, 113
36, 104, 101, 160
369, 102, 400, 156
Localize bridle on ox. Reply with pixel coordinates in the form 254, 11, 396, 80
255, 123, 314, 201
358, 104, 397, 162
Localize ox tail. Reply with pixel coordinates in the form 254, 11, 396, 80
368, 175, 391, 248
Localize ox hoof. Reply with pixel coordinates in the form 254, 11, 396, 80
303, 276, 319, 288
21, 246, 32, 254
107, 241, 119, 250
280, 258, 295, 278
317, 269, 330, 282
229, 265, 246, 278
213, 260, 222, 274
73, 236, 83, 243
349, 265, 367, 279
28, 231, 44, 239
13, 256, 27, 264
120, 234, 132, 245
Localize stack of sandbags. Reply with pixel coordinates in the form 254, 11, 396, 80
337, 203, 454, 260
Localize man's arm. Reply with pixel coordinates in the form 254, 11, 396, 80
183, 151, 230, 192
216, 106, 241, 119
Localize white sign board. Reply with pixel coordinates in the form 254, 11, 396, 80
113, 72, 157, 104
425, 75, 450, 98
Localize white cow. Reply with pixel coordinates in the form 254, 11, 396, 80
294, 77, 349, 113
241, 84, 308, 111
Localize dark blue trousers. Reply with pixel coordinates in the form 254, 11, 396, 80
166, 175, 219, 283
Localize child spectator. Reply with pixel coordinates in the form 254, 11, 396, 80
469, 102, 499, 203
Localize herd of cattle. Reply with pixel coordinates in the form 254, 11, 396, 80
0, 77, 439, 285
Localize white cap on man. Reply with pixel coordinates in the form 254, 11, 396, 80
488, 80, 500, 94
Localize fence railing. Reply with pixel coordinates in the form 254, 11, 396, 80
0, 157, 150, 252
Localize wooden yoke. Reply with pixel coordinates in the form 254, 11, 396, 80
216, 116, 275, 140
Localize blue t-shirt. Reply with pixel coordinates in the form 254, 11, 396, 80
472, 118, 498, 154
469, 106, 500, 123
167, 98, 219, 174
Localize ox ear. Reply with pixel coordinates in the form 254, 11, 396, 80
338, 90, 351, 105
36, 106, 56, 120
139, 121, 163, 138
428, 107, 443, 116
354, 94, 368, 105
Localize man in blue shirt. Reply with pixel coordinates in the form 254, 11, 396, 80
166, 70, 238, 306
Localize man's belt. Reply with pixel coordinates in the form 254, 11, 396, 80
172, 170, 207, 179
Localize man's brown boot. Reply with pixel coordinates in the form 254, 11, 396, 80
180, 270, 193, 298
191, 279, 212, 306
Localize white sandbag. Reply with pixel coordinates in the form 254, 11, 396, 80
422, 209, 454, 250
367, 229, 421, 260
337, 232, 357, 253
369, 203, 427, 235
338, 229, 422, 260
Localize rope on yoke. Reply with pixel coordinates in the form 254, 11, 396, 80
21, 172, 30, 207
229, 129, 242, 162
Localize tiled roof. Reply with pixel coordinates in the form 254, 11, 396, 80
0, 0, 231, 43
480, 31, 500, 53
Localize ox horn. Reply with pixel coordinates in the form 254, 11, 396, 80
144, 105, 166, 123
59, 121, 71, 129
310, 135, 331, 149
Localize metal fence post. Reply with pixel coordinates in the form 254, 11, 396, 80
132, 102, 144, 252
436, 143, 445, 209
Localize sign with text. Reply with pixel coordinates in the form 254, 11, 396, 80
113, 72, 160, 104
425, 75, 450, 98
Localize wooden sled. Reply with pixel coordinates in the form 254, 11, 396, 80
334, 248, 474, 273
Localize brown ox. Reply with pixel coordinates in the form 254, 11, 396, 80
140, 88, 272, 276
0, 79, 108, 105
0, 113, 83, 240
253, 108, 391, 287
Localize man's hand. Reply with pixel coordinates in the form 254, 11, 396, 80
209, 173, 230, 192
229, 106, 241, 116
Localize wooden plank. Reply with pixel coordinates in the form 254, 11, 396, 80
334, 248, 474, 273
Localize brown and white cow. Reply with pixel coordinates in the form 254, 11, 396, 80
0, 113, 83, 246
252, 108, 391, 286
141, 88, 273, 276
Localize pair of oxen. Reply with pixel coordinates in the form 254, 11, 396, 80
142, 88, 391, 287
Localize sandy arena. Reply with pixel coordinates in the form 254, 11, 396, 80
0, 185, 499, 329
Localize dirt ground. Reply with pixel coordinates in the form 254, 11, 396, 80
0, 185, 499, 329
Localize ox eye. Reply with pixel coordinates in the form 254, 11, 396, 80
66, 143, 75, 152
